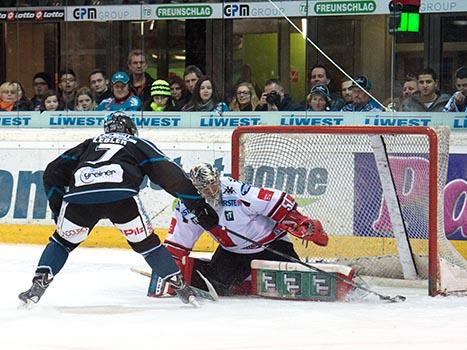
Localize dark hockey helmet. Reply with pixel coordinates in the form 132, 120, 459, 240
103, 112, 138, 136
190, 163, 221, 207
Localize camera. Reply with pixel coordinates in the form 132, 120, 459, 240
265, 91, 281, 106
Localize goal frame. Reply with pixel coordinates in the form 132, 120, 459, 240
231, 125, 440, 296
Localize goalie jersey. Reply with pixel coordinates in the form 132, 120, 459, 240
166, 176, 294, 254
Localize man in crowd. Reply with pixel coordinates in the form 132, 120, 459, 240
88, 68, 111, 104
127, 49, 155, 104
340, 78, 353, 108
255, 79, 303, 111
341, 75, 384, 112
443, 66, 467, 112
308, 64, 344, 110
18, 112, 220, 308
399, 68, 450, 112
31, 72, 52, 111
58, 68, 78, 110
159, 163, 328, 296
96, 71, 142, 111
183, 65, 203, 101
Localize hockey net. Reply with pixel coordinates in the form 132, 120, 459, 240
231, 126, 467, 296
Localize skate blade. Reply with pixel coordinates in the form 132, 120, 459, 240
188, 296, 200, 308
17, 299, 34, 310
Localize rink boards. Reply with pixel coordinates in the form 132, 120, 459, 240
0, 126, 465, 258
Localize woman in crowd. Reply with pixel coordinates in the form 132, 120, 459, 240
11, 81, 34, 111
169, 76, 189, 111
75, 87, 97, 111
229, 82, 260, 111
143, 79, 173, 111
0, 82, 16, 111
41, 90, 64, 111
0, 81, 33, 111
306, 84, 332, 111
182, 76, 229, 113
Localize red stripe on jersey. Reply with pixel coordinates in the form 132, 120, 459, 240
168, 217, 177, 234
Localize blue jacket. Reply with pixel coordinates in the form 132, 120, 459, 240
96, 93, 142, 111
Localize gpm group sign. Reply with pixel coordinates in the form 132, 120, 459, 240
72, 7, 97, 20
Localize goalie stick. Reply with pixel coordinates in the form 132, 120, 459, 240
130, 267, 219, 302
224, 227, 406, 303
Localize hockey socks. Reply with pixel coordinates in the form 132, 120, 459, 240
36, 237, 71, 276
142, 244, 180, 279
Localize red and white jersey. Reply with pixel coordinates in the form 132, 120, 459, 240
166, 177, 294, 254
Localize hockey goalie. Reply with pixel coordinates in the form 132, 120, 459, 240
151, 162, 332, 297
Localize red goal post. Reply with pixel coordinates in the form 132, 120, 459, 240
231, 125, 466, 296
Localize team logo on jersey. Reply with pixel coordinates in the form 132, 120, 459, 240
74, 164, 123, 187
223, 186, 235, 195
225, 211, 234, 221
240, 183, 251, 195
222, 199, 241, 207
258, 188, 274, 201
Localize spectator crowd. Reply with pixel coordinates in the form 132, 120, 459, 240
1, 49, 466, 114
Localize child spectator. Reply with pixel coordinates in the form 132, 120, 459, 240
143, 79, 173, 111
75, 87, 97, 111
41, 90, 63, 111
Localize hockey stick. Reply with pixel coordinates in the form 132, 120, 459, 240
224, 227, 406, 303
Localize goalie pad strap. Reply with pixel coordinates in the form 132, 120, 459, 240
165, 240, 191, 261
268, 193, 297, 223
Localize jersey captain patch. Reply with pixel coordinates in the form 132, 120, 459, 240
258, 188, 274, 201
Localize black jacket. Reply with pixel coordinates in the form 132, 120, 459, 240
255, 94, 304, 112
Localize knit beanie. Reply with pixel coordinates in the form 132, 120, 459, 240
151, 79, 171, 97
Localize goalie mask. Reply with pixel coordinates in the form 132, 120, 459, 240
190, 163, 221, 207
104, 112, 138, 136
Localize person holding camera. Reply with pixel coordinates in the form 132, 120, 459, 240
255, 79, 303, 112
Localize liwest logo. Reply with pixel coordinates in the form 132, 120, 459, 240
223, 4, 249, 17
73, 7, 97, 20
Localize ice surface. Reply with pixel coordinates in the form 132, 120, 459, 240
2, 243, 467, 350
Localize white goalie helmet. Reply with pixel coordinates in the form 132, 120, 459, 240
190, 163, 221, 207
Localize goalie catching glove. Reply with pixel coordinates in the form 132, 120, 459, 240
277, 210, 328, 246
269, 194, 328, 247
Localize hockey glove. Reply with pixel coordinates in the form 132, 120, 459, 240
192, 203, 219, 231
276, 210, 329, 247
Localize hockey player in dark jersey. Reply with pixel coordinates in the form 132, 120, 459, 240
18, 112, 219, 307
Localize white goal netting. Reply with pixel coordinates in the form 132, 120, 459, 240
233, 126, 467, 295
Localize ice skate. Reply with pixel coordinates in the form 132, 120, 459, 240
167, 273, 200, 307
18, 272, 53, 307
